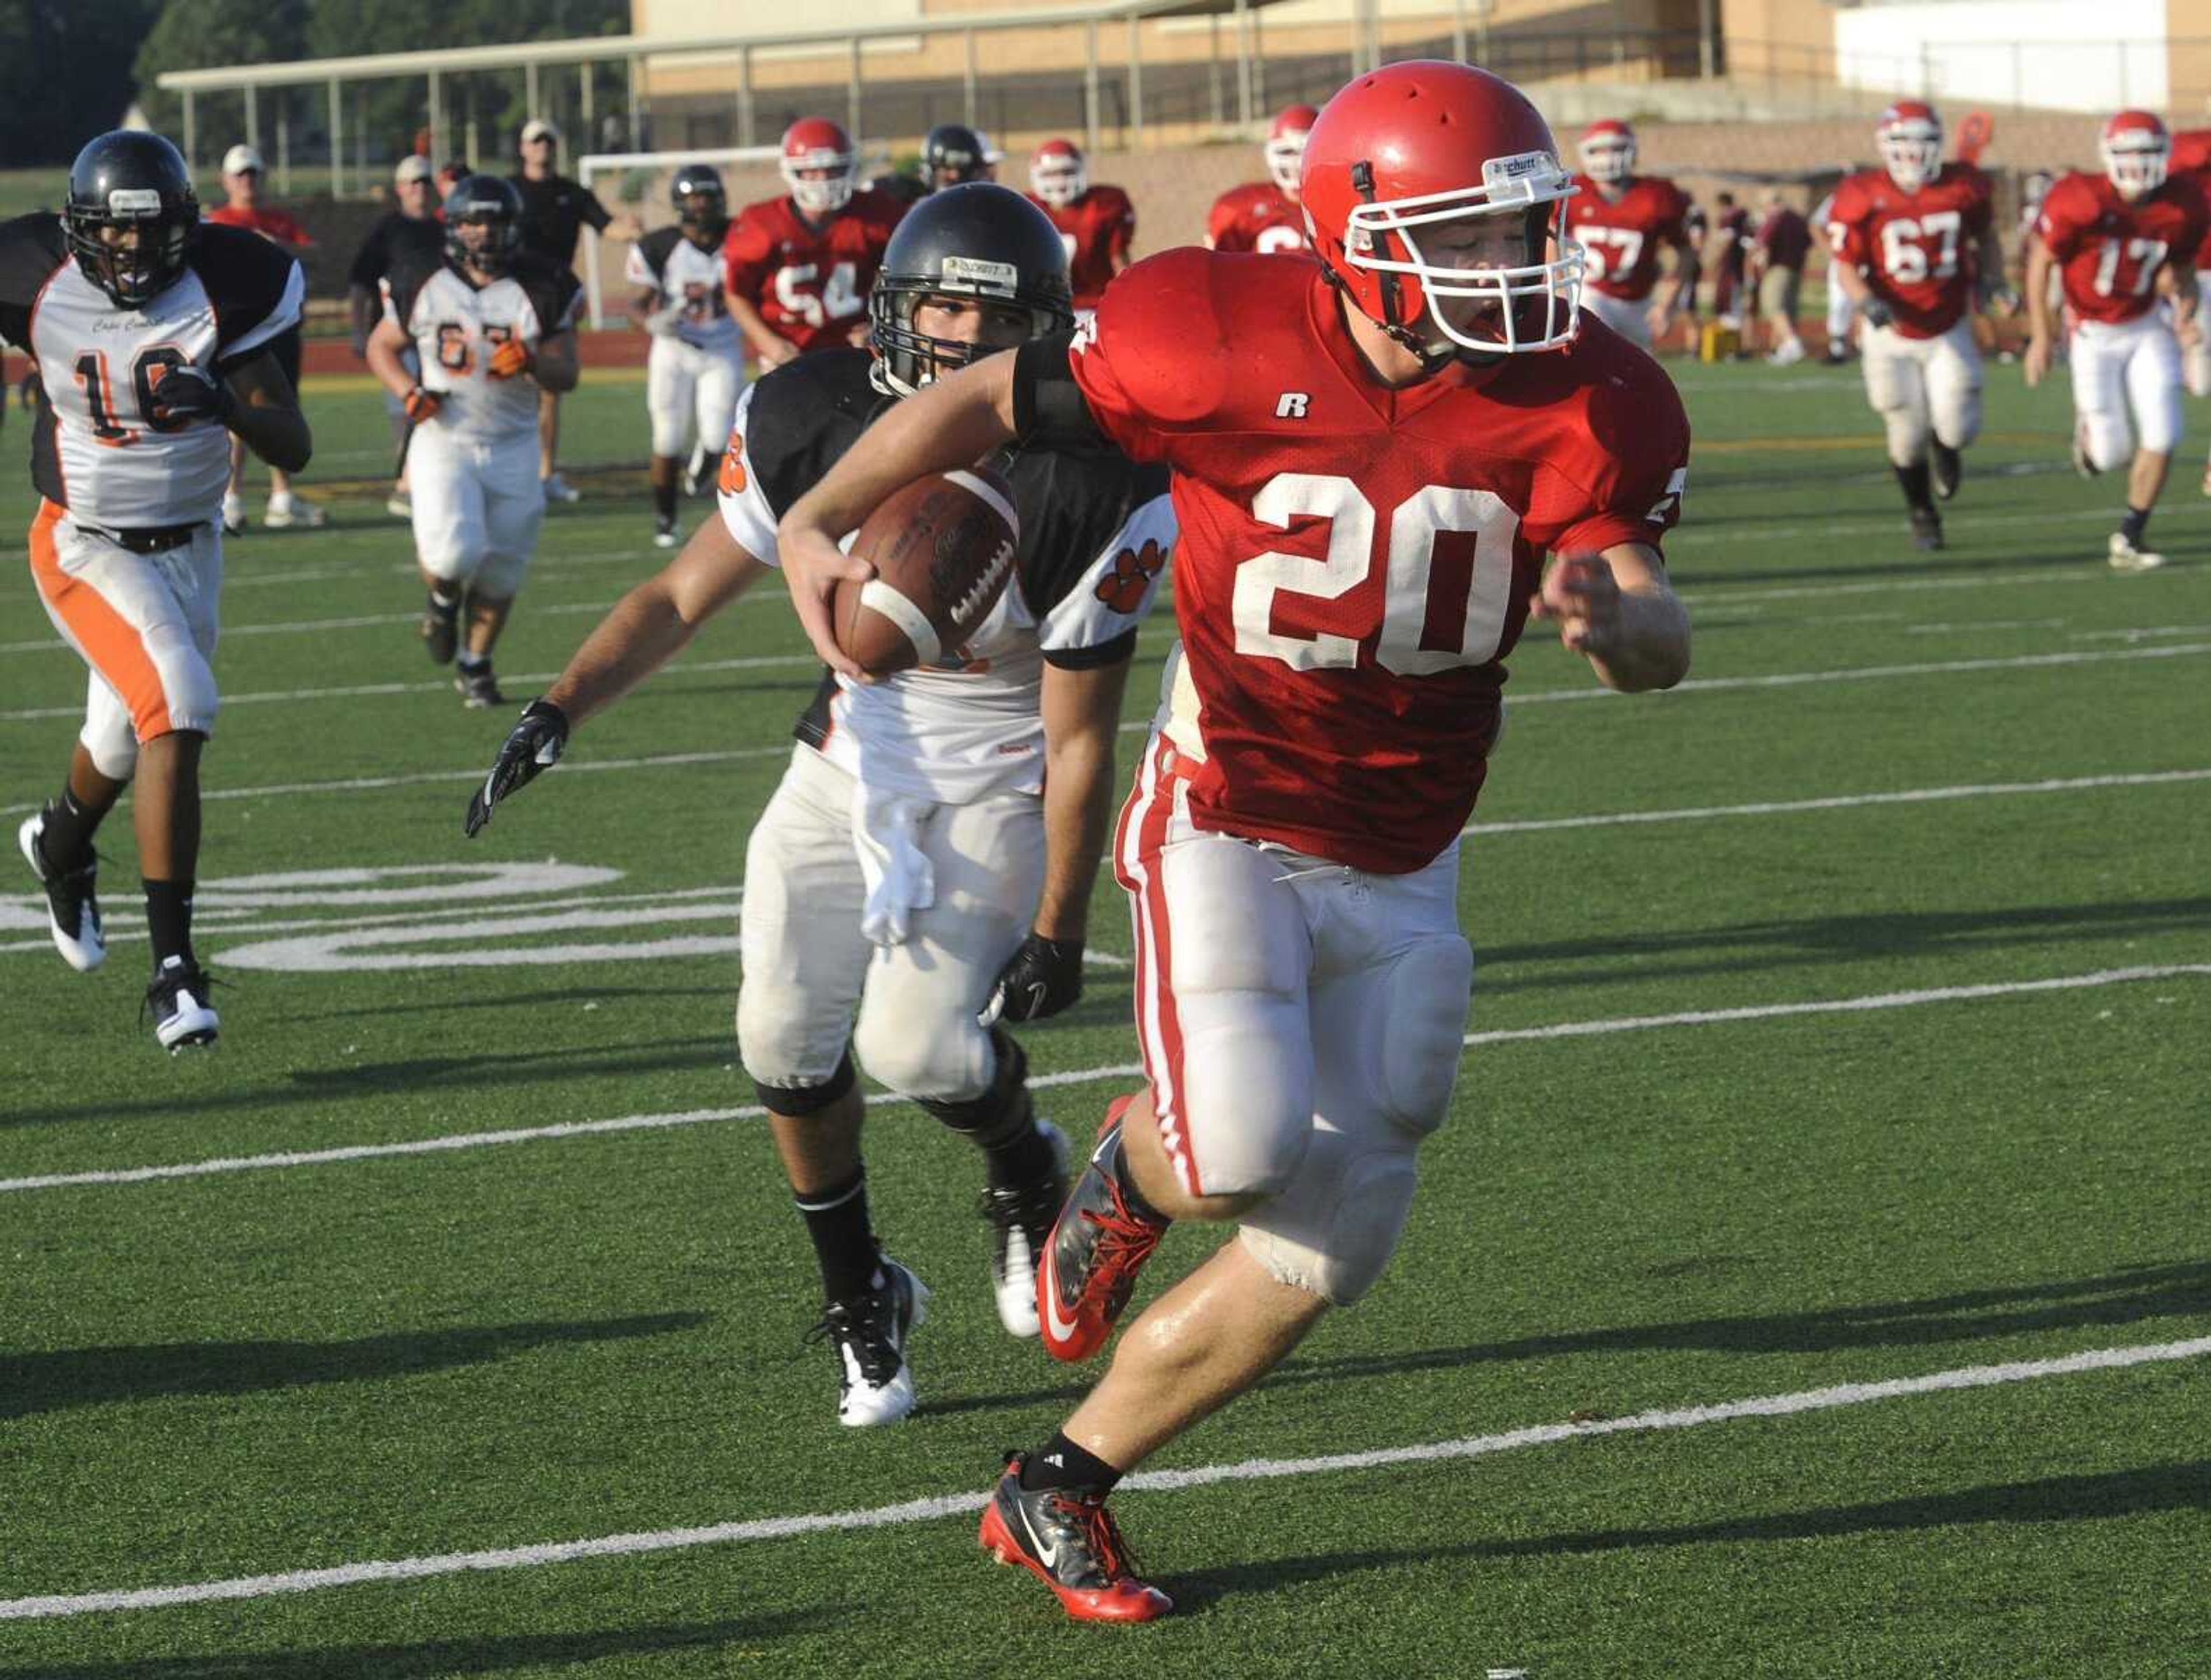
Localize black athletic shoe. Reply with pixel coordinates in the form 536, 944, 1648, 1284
652, 513, 679, 549
421, 592, 459, 664
17, 809, 104, 972
801, 1257, 929, 1427
1930, 442, 1962, 502
454, 664, 506, 708
978, 1454, 1172, 1622
980, 1120, 1068, 1337
1910, 507, 1944, 552
144, 955, 219, 1052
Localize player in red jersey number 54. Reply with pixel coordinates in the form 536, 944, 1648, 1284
773, 60, 1691, 1623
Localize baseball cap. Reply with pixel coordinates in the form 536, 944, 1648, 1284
394, 155, 434, 185
222, 143, 263, 176
521, 119, 559, 145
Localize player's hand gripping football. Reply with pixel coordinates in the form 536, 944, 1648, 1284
979, 933, 1084, 1027
1530, 554, 1623, 657
148, 364, 234, 428
464, 700, 569, 837
776, 519, 873, 682
487, 337, 534, 380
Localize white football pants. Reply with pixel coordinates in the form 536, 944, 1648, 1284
2071, 314, 2183, 471
1861, 318, 1984, 467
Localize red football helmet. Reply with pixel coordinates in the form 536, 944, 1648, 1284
2102, 109, 2170, 199
1302, 61, 1582, 356
780, 117, 856, 215
1029, 138, 1086, 207
1577, 118, 1636, 185
1266, 104, 1319, 195
1876, 100, 1942, 193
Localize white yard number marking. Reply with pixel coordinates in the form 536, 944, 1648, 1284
1877, 208, 1962, 286
2092, 237, 2170, 298
772, 260, 864, 327
1233, 473, 1521, 675
1575, 225, 1646, 284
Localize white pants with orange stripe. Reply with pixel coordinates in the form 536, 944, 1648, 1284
1114, 738, 1474, 1304
28, 500, 221, 780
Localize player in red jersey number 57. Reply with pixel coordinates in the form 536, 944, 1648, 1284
774, 60, 1691, 1623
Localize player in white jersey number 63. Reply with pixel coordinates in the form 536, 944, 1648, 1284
1, 131, 311, 1051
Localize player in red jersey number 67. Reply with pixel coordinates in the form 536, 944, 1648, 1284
774, 60, 1691, 1622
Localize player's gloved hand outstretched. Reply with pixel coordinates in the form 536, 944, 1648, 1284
403, 385, 443, 424
487, 338, 534, 380
464, 699, 569, 837
149, 364, 234, 428
979, 933, 1084, 1026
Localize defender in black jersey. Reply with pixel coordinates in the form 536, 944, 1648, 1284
0, 130, 313, 1051
464, 184, 1175, 1424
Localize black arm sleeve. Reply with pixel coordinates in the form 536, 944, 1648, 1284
1012, 331, 1108, 451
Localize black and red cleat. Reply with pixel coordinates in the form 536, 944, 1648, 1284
1036, 1097, 1168, 1363
979, 1455, 1172, 1623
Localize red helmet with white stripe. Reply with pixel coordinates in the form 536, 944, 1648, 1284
780, 117, 856, 215
2102, 109, 2170, 200
1876, 100, 1943, 193
1266, 104, 1319, 195
1029, 138, 1086, 207
1302, 61, 1582, 358
1577, 118, 1636, 185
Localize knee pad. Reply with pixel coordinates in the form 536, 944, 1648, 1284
1239, 1122, 1419, 1306
917, 1027, 1031, 1141
1882, 408, 1929, 468
472, 546, 529, 600
852, 994, 993, 1104
2083, 412, 2133, 474
649, 406, 690, 459
750, 1052, 856, 1118
1376, 936, 1474, 1135
79, 717, 137, 781
738, 977, 851, 1097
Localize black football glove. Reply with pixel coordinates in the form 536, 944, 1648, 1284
1859, 297, 1894, 330
979, 933, 1084, 1026
149, 364, 234, 427
464, 699, 569, 837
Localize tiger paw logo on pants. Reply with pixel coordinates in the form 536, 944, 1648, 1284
1094, 537, 1167, 612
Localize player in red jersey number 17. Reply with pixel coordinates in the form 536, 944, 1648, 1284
776, 60, 1692, 1622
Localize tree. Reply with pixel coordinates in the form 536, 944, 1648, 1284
0, 0, 164, 167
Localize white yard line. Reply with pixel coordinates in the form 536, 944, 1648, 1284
6, 962, 2202, 1196
2, 1333, 2203, 1621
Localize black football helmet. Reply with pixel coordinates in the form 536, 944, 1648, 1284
443, 174, 523, 276
671, 162, 728, 248
868, 182, 1073, 398
64, 131, 200, 310
921, 124, 994, 191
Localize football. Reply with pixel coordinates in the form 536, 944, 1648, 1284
834, 466, 1020, 676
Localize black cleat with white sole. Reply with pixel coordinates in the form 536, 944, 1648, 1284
145, 955, 219, 1052
455, 664, 507, 708
979, 1120, 1069, 1338
18, 809, 104, 972
803, 1257, 929, 1427
1930, 440, 1962, 501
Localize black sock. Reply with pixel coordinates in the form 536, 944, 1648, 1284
39, 788, 100, 870
652, 476, 678, 522
2121, 504, 2151, 546
143, 878, 195, 968
1019, 1431, 1123, 1496
795, 1167, 881, 1304
982, 1113, 1058, 1189
1106, 1127, 1171, 1229
1893, 459, 1934, 512
427, 587, 458, 616
457, 649, 488, 672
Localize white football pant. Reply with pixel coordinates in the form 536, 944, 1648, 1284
1861, 318, 1984, 467
1114, 738, 1473, 1305
737, 744, 1043, 1105
2186, 271, 2211, 401
408, 426, 544, 598
1584, 288, 1654, 348
1825, 261, 1857, 345
647, 336, 747, 461
2070, 315, 2183, 472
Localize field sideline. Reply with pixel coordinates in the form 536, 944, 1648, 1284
2, 352, 2206, 1677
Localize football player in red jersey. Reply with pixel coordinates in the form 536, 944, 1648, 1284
2027, 111, 2209, 571
1564, 117, 1693, 349
723, 119, 906, 369
1205, 103, 1318, 254
1825, 102, 2004, 550
2164, 126, 2211, 487
1025, 139, 1135, 315
775, 60, 1690, 1622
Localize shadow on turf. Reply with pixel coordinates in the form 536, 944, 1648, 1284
1477, 894, 2211, 995
1164, 1460, 2211, 1613
1, 1312, 708, 1421
922, 1261, 2211, 1418
0, 1609, 830, 1679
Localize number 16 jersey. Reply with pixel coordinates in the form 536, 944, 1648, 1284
1067, 248, 1690, 874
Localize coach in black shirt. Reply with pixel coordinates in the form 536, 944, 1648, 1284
510, 117, 609, 503
348, 155, 446, 516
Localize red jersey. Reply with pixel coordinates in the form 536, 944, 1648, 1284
1565, 174, 1690, 302
2035, 170, 2210, 326
1069, 249, 1690, 875
722, 187, 905, 355
1206, 181, 1310, 256
204, 204, 314, 248
2168, 130, 2211, 267
1826, 163, 1993, 338
1028, 184, 1135, 310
